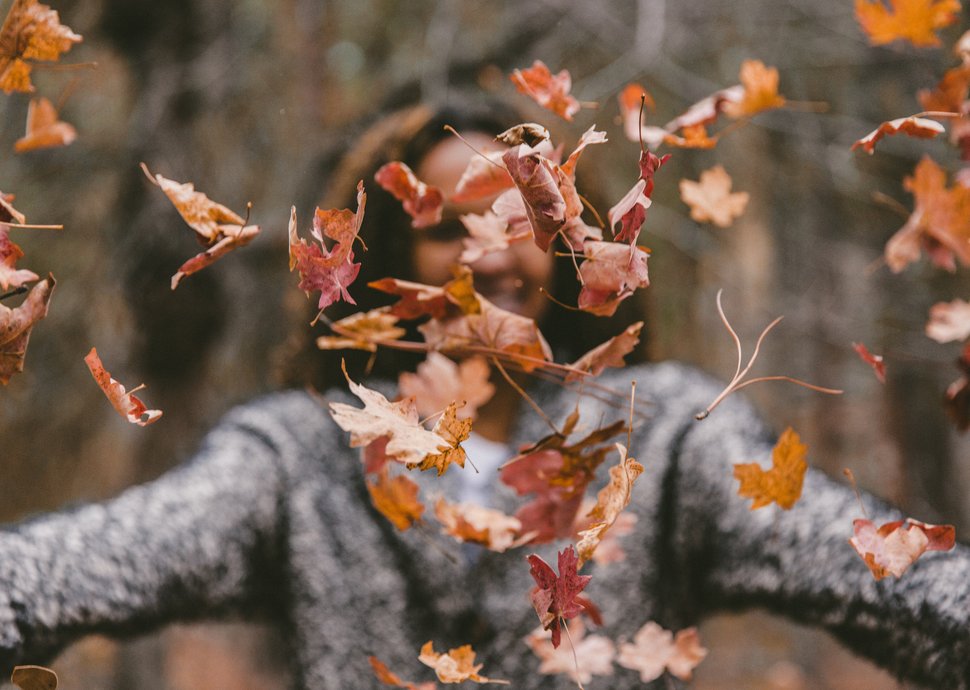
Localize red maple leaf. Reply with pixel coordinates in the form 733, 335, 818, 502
510, 60, 581, 121
577, 242, 650, 316
526, 545, 593, 648
374, 161, 444, 229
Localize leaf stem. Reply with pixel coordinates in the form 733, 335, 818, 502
491, 356, 560, 436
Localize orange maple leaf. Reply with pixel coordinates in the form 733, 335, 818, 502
733, 427, 807, 510
141, 163, 260, 289
679, 165, 749, 227
663, 123, 719, 149
723, 60, 786, 119
434, 498, 523, 552
374, 161, 444, 229
418, 402, 472, 475
510, 60, 580, 121
418, 642, 508, 685
366, 470, 424, 531
316, 307, 406, 353
855, 0, 961, 47
852, 115, 946, 154
84, 347, 163, 426
13, 96, 75, 153
0, 272, 52, 384
0, 0, 81, 94
368, 656, 436, 690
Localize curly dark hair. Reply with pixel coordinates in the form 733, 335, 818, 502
276, 96, 650, 391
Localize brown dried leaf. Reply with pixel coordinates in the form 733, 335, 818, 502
0, 273, 53, 384
418, 642, 508, 685
733, 427, 807, 510
398, 352, 495, 420
11, 666, 57, 690
367, 470, 425, 531
13, 96, 76, 153
576, 443, 644, 567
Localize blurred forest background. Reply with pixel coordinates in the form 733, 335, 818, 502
0, 0, 968, 688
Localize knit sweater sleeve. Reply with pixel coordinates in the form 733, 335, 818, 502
0, 391, 315, 670
642, 363, 970, 688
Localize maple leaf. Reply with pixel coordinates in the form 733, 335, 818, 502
853, 342, 887, 383
666, 87, 745, 132
926, 298, 970, 342
849, 518, 955, 579
884, 156, 970, 273
566, 322, 643, 382
663, 124, 719, 149
502, 144, 567, 252
0, 226, 38, 291
723, 60, 786, 119
13, 96, 76, 153
852, 116, 946, 155
577, 242, 650, 317
418, 642, 508, 685
0, 0, 81, 94
368, 656, 437, 690
434, 498, 523, 552
458, 211, 530, 265
0, 273, 53, 384
141, 163, 260, 289
84, 347, 163, 426
855, 0, 960, 47
398, 352, 495, 420
289, 183, 365, 309
679, 165, 749, 228
375, 161, 445, 229
366, 469, 425, 531
576, 443, 644, 567
368, 277, 449, 320
494, 122, 552, 148
572, 498, 637, 565
316, 307, 406, 353
919, 64, 970, 114
526, 546, 594, 648
329, 366, 451, 467
510, 60, 581, 121
616, 622, 708, 682
451, 150, 513, 203
609, 150, 670, 245
11, 665, 57, 690
525, 619, 616, 684
560, 126, 608, 178
418, 402, 472, 475
733, 427, 807, 510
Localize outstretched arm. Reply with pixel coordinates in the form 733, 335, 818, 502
654, 364, 970, 688
0, 393, 302, 670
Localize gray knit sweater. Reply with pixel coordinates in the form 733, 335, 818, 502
0, 362, 967, 688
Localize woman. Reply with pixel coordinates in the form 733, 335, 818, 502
1, 99, 968, 690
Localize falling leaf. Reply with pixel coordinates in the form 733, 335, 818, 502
84, 347, 162, 426
13, 96, 76, 153
577, 242, 650, 317
884, 156, 970, 273
0, 273, 53, 384
573, 498, 638, 565
418, 642, 508, 685
316, 307, 406, 352
289, 183, 365, 309
849, 517, 955, 579
510, 60, 581, 121
919, 64, 970, 114
375, 161, 445, 229
418, 402, 472, 475
852, 116, 946, 154
926, 298, 970, 342
502, 143, 567, 251
458, 211, 529, 265
609, 150, 670, 246
617, 622, 708, 682
855, 0, 961, 47
576, 443, 644, 566
434, 498, 523, 552
0, 0, 82, 94
367, 470, 425, 531
679, 165, 749, 228
526, 619, 616, 684
452, 150, 513, 203
329, 365, 452, 467
526, 545, 594, 648
733, 427, 807, 510
494, 123, 550, 148
398, 352, 495, 420
0, 226, 38, 291
141, 163, 261, 289
666, 87, 744, 132
663, 124, 720, 149
723, 60, 786, 119
852, 342, 887, 383
368, 277, 449, 320
567, 322, 643, 382
11, 665, 57, 690
617, 83, 656, 143
368, 656, 437, 690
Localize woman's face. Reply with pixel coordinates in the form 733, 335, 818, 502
412, 134, 554, 323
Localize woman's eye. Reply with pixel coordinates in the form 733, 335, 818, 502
421, 219, 467, 242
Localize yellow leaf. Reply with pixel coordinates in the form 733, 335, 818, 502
733, 427, 807, 510
855, 0, 961, 47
